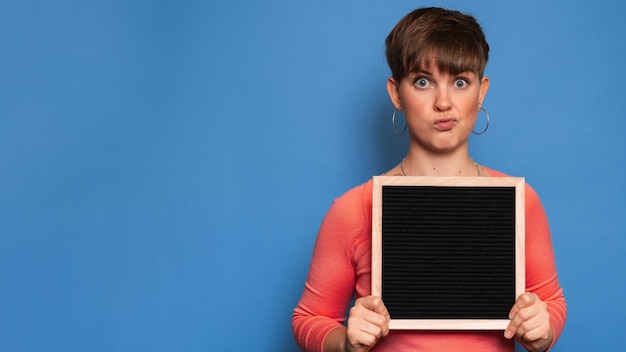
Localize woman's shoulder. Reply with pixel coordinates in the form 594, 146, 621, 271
484, 166, 541, 203
329, 179, 374, 216
317, 179, 374, 244
484, 167, 512, 178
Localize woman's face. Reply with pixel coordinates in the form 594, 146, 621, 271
387, 64, 489, 154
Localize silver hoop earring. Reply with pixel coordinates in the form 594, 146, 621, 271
391, 109, 407, 135
472, 107, 490, 135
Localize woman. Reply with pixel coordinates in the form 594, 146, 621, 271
292, 7, 566, 352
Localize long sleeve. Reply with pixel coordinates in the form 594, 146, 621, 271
523, 185, 567, 349
292, 183, 371, 352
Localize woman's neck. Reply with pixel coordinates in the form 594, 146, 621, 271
398, 149, 483, 177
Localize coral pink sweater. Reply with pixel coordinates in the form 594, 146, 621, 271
292, 169, 566, 351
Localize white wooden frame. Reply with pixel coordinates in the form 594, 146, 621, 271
371, 176, 525, 330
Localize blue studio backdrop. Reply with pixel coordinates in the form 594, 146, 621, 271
2, 1, 625, 351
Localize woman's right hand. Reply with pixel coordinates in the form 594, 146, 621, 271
344, 296, 391, 352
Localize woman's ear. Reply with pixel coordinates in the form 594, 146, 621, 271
386, 77, 403, 110
479, 76, 490, 104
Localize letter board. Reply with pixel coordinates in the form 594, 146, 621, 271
371, 176, 525, 330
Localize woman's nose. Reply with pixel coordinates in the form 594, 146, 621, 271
434, 88, 452, 112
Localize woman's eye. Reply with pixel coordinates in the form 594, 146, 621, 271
454, 79, 469, 88
415, 78, 430, 88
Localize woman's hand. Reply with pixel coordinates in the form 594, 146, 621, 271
344, 295, 391, 352
504, 292, 554, 352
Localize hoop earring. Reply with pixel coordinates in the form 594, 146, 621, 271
392, 109, 407, 135
472, 107, 490, 135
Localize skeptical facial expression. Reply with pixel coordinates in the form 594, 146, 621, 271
388, 65, 489, 153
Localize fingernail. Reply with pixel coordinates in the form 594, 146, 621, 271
504, 330, 513, 339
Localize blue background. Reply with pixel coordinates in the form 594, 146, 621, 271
1, 0, 624, 351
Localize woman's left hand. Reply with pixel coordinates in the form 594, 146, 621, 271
504, 292, 554, 352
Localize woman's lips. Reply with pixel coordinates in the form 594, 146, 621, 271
434, 118, 456, 131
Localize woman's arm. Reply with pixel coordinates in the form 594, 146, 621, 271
292, 183, 374, 351
504, 184, 567, 351
505, 292, 554, 351
323, 296, 390, 352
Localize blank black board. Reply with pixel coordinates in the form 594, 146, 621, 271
371, 176, 525, 330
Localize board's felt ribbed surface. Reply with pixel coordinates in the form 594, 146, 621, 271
381, 186, 516, 319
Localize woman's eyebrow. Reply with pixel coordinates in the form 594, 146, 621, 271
409, 69, 477, 78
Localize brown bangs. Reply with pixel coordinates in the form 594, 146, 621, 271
385, 7, 489, 82
405, 36, 486, 78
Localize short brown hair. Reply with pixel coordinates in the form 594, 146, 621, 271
385, 7, 489, 81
